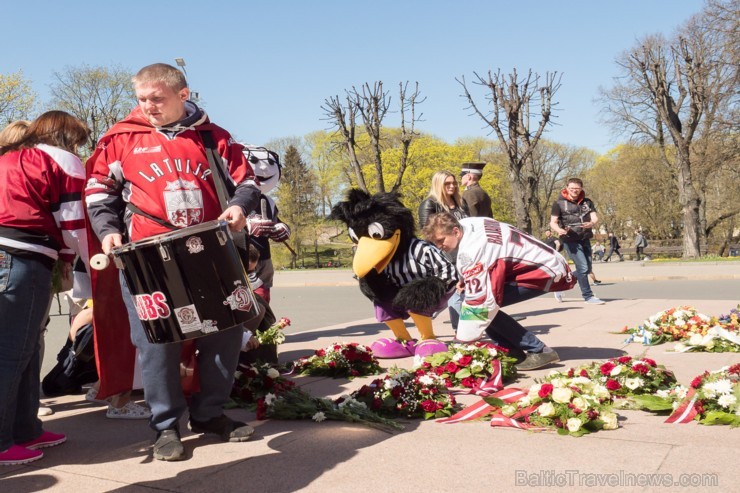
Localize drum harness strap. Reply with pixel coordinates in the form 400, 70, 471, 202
125, 131, 233, 231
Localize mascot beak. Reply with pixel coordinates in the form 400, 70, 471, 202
352, 230, 401, 278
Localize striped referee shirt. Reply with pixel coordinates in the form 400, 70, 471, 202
384, 238, 459, 289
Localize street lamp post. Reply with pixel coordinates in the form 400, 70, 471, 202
174, 57, 199, 102
174, 57, 187, 76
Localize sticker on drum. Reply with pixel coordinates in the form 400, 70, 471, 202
174, 304, 219, 334
224, 281, 254, 312
185, 236, 204, 254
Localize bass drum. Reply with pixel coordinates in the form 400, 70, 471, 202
112, 220, 263, 344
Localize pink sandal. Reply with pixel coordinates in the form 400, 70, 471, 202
414, 339, 447, 358
370, 338, 416, 358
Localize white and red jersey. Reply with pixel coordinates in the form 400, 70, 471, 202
85, 104, 258, 242
0, 144, 88, 264
456, 217, 575, 341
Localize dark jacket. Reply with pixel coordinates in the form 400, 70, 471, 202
418, 197, 467, 229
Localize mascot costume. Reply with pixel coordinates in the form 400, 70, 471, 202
330, 189, 458, 358
242, 145, 291, 303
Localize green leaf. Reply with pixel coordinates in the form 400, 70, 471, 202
482, 396, 506, 408
455, 368, 471, 379
629, 394, 674, 412
699, 411, 740, 427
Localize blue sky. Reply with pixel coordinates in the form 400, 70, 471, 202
2, 1, 705, 154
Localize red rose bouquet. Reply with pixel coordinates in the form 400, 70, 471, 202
554, 356, 677, 404
415, 342, 517, 390
229, 363, 296, 409
294, 342, 382, 378
620, 306, 713, 345
492, 375, 618, 437
634, 364, 740, 426
351, 367, 459, 420
256, 317, 291, 345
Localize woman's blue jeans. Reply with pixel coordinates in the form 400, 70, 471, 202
0, 250, 52, 451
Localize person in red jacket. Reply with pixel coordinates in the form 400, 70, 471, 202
85, 63, 260, 461
0, 111, 90, 466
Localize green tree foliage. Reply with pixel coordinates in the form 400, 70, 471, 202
304, 130, 346, 217
49, 64, 135, 156
586, 144, 680, 240
276, 145, 319, 267
600, 1, 737, 257
0, 70, 36, 123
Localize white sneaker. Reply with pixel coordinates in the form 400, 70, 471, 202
554, 292, 563, 303
585, 297, 605, 305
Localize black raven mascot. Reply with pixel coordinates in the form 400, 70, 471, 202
330, 189, 458, 358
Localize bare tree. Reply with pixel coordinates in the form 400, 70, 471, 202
530, 141, 596, 231
459, 69, 561, 233
600, 5, 735, 257
49, 64, 135, 155
322, 81, 423, 193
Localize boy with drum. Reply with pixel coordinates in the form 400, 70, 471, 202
85, 63, 261, 461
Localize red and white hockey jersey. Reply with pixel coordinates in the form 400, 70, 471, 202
85, 104, 257, 242
456, 217, 576, 341
0, 144, 88, 264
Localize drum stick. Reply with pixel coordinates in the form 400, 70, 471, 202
283, 242, 297, 256
90, 253, 111, 270
261, 197, 297, 256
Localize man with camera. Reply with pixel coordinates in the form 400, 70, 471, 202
550, 178, 605, 305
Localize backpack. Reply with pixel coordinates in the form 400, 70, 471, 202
41, 323, 98, 396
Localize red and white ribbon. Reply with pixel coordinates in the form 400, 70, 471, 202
468, 360, 504, 396
665, 388, 699, 424
437, 387, 528, 424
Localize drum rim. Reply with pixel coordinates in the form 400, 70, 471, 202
112, 219, 232, 253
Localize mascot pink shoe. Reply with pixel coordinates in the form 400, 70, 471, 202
370, 338, 416, 359
414, 339, 447, 358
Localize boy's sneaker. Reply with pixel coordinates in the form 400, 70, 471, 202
516, 350, 560, 371
153, 429, 185, 461
189, 414, 254, 442
585, 297, 605, 305
593, 280, 602, 285
554, 292, 563, 303
17, 431, 66, 450
0, 446, 43, 466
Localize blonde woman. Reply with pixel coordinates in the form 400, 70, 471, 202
0, 120, 31, 149
418, 171, 468, 228
417, 170, 468, 332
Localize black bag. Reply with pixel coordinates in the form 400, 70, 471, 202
42, 323, 98, 396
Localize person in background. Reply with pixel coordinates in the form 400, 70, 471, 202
460, 162, 492, 219
423, 213, 576, 370
550, 177, 605, 305
418, 171, 468, 332
0, 111, 90, 466
592, 241, 605, 262
634, 230, 648, 261
603, 232, 624, 262
85, 63, 260, 461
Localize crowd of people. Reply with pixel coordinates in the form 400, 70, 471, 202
1, 61, 636, 467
